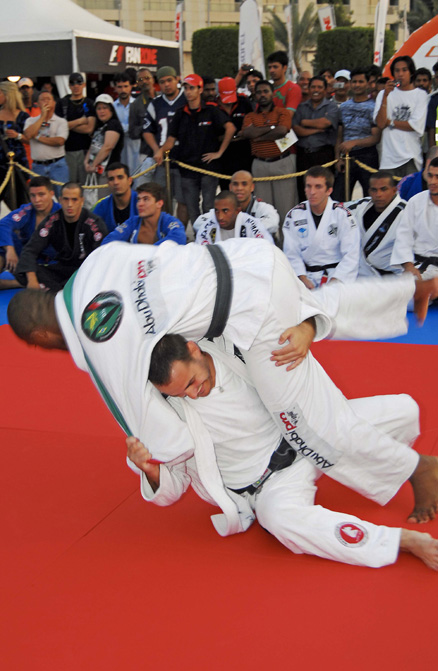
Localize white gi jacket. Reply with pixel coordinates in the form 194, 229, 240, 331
55, 240, 330, 464
283, 197, 360, 286
347, 195, 405, 276
391, 190, 438, 273
195, 210, 274, 245
242, 195, 279, 235
192, 197, 279, 236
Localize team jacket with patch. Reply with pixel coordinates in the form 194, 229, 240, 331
194, 210, 274, 245
16, 208, 107, 275
92, 191, 138, 233
101, 212, 186, 246
283, 198, 360, 286
0, 202, 60, 255
347, 195, 405, 276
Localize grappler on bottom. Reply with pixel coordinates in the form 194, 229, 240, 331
127, 335, 438, 570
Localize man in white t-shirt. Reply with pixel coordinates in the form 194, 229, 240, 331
374, 56, 428, 177
194, 191, 274, 244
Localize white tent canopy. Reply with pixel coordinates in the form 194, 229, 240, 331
0, 0, 178, 77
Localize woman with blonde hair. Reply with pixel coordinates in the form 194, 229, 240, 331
0, 80, 30, 209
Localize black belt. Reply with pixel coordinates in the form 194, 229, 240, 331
231, 438, 297, 495
204, 245, 233, 339
254, 150, 290, 163
305, 261, 338, 273
414, 253, 438, 272
33, 156, 63, 165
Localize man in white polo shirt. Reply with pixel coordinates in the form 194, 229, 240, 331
24, 91, 69, 199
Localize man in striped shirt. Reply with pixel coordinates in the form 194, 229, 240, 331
240, 80, 298, 225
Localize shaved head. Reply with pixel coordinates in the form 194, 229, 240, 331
230, 170, 255, 207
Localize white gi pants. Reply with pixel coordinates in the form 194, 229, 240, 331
242, 249, 419, 505
251, 394, 419, 567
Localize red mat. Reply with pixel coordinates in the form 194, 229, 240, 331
1, 325, 437, 670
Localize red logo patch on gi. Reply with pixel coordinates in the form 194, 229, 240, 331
94, 232, 103, 241
335, 523, 368, 547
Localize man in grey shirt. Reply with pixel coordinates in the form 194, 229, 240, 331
293, 76, 339, 200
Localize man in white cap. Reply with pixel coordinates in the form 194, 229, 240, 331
333, 69, 351, 107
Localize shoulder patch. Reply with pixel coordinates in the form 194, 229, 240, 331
292, 202, 306, 211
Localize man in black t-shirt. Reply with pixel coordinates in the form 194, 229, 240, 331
55, 73, 97, 184
15, 182, 107, 291
154, 74, 236, 223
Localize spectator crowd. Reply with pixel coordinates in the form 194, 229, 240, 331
1, 51, 438, 294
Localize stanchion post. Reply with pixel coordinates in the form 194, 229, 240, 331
7, 152, 17, 211
344, 152, 350, 202
164, 151, 172, 211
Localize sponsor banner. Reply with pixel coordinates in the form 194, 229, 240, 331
239, 0, 266, 78
274, 405, 341, 470
383, 15, 438, 76
175, 2, 184, 76
373, 0, 389, 67
76, 37, 179, 75
318, 6, 336, 32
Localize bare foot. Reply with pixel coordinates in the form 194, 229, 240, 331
408, 455, 438, 523
400, 529, 438, 570
413, 277, 438, 325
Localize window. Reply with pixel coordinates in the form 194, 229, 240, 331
144, 21, 176, 41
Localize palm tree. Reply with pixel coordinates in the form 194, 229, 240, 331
268, 4, 319, 72
407, 0, 438, 33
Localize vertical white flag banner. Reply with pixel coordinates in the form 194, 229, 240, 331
374, 0, 389, 66
239, 0, 266, 77
175, 2, 184, 75
318, 6, 336, 32
284, 4, 298, 81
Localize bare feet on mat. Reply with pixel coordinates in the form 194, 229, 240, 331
413, 277, 438, 326
408, 455, 438, 523
400, 529, 438, 570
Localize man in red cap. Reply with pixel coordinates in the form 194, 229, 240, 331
216, 76, 253, 189
155, 74, 235, 224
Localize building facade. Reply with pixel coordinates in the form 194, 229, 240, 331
74, 0, 411, 75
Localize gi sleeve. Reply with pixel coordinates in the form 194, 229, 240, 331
282, 211, 307, 277
331, 207, 360, 283
390, 200, 416, 265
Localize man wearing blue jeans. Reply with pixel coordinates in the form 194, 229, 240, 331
24, 91, 69, 199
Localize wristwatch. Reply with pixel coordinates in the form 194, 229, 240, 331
17, 133, 22, 140
389, 120, 395, 129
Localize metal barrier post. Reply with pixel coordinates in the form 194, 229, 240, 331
164, 151, 172, 210
7, 152, 17, 210
344, 152, 350, 202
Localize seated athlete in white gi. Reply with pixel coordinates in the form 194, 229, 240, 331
7, 240, 438, 521
194, 191, 273, 245
126, 334, 438, 570
391, 157, 438, 281
283, 166, 360, 289
347, 171, 405, 277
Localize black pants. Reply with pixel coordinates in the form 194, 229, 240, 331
332, 147, 379, 202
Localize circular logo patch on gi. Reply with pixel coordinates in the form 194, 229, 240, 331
81, 291, 123, 343
335, 523, 368, 547
39, 228, 49, 237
